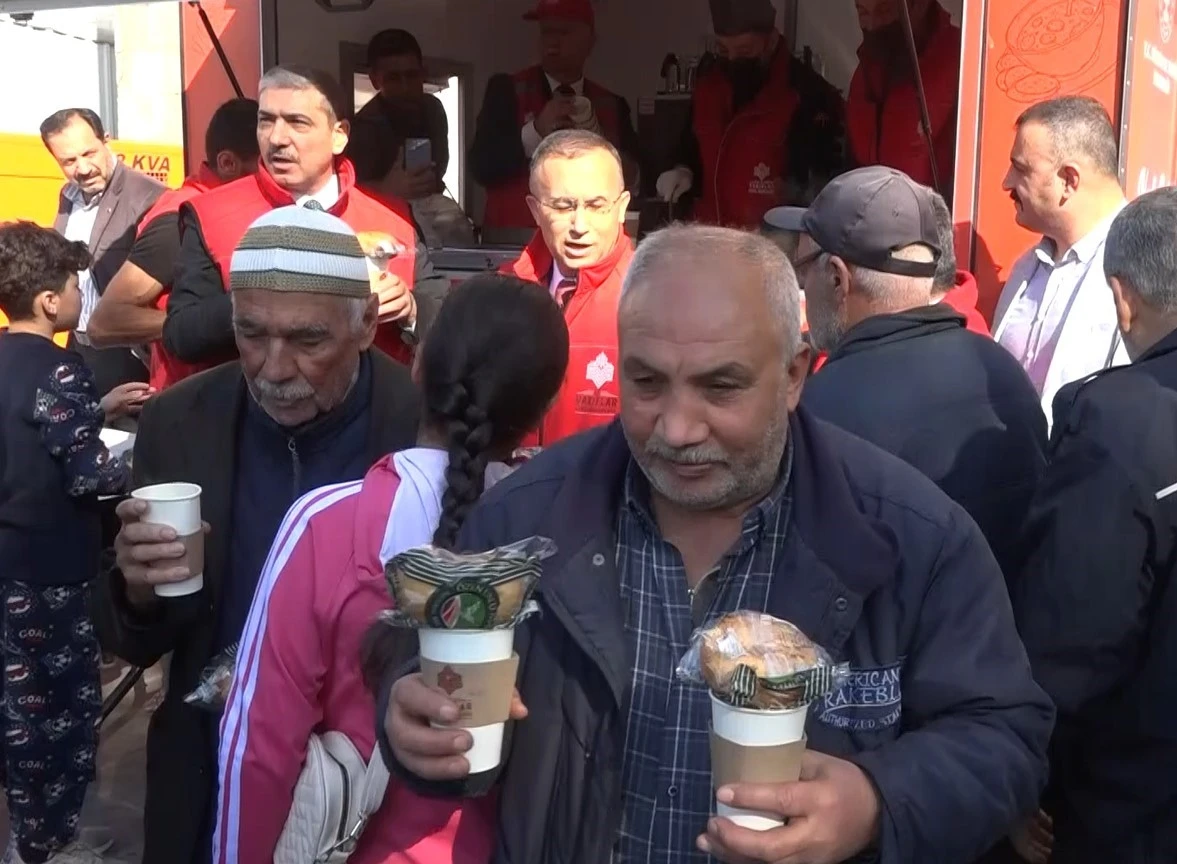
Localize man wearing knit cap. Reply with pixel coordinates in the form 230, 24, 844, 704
469, 0, 640, 233
104, 206, 421, 864
166, 64, 447, 379
656, 0, 847, 227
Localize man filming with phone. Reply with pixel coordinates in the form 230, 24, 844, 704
347, 28, 449, 202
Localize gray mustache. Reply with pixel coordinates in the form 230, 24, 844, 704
644, 438, 725, 465
253, 379, 314, 402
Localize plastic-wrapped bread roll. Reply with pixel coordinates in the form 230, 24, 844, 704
678, 611, 848, 709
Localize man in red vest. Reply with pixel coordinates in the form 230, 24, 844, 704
166, 65, 446, 376
657, 0, 848, 228
87, 98, 260, 391
846, 0, 961, 203
469, 0, 640, 233
501, 129, 632, 445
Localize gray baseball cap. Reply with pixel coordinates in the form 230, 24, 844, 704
709, 0, 776, 35
788, 166, 941, 278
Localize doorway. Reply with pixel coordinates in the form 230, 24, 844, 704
340, 40, 470, 209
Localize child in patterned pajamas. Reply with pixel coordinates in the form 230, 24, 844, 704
0, 222, 151, 863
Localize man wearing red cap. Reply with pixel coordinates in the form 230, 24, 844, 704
845, 0, 961, 201
469, 0, 640, 232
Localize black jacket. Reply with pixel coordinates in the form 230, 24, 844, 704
104, 353, 419, 864
1014, 329, 1177, 863
468, 71, 642, 192
379, 413, 1053, 864
802, 306, 1047, 584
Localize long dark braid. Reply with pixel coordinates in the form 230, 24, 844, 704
360, 273, 570, 692
433, 384, 495, 549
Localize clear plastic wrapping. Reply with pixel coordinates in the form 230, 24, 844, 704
381, 536, 556, 630
184, 641, 238, 714
676, 611, 849, 709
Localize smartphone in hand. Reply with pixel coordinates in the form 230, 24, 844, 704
404, 137, 433, 172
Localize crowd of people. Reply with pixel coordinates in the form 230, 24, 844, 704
0, 0, 1174, 862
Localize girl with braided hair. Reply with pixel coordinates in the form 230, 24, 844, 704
212, 273, 568, 864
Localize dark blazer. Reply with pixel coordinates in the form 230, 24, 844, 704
104, 351, 419, 864
52, 160, 165, 296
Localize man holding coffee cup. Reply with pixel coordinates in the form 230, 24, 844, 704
378, 224, 1053, 863
104, 207, 421, 864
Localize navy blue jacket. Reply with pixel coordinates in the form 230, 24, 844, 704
1015, 329, 1177, 863
0, 332, 129, 585
802, 306, 1047, 584
379, 411, 1053, 864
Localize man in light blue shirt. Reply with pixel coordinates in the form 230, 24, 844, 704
43, 107, 164, 396
993, 95, 1129, 426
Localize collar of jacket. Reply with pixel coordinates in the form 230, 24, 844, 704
513, 227, 633, 292
188, 162, 223, 193
254, 156, 359, 214
532, 409, 900, 707
1134, 326, 1177, 365
824, 304, 966, 365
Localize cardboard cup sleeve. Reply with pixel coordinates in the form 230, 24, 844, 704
419, 654, 521, 728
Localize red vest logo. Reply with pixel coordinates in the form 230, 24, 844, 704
576, 351, 619, 415
749, 162, 775, 197
1162, 0, 1174, 43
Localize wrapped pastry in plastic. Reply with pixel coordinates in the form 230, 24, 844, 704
676, 611, 849, 709
184, 641, 239, 714
382, 536, 556, 630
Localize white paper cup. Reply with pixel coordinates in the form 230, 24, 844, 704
419, 628, 514, 773
131, 482, 204, 598
711, 692, 809, 830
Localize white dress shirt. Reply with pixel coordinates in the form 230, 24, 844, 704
993, 205, 1129, 424
61, 184, 103, 334
295, 174, 341, 210
521, 76, 584, 157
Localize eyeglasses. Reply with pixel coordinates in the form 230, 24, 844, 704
791, 248, 823, 280
529, 193, 625, 221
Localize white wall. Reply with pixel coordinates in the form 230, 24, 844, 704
0, 4, 182, 143
0, 15, 101, 135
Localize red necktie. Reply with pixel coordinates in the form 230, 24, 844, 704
555, 277, 577, 311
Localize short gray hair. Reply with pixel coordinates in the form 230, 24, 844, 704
1105, 187, 1177, 313
258, 64, 344, 123
839, 244, 935, 302
928, 189, 957, 291
1016, 96, 1119, 179
530, 129, 623, 183
622, 223, 802, 356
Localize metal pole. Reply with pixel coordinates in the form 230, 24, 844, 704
898, 0, 941, 194
189, 0, 245, 99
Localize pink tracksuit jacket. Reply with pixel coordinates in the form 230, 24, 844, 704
213, 449, 504, 864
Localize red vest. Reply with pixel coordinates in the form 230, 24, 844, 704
846, 5, 960, 190
184, 158, 419, 374
143, 164, 221, 391
483, 67, 624, 230
692, 42, 800, 228
501, 230, 633, 446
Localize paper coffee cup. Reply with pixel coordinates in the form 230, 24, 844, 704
710, 692, 808, 830
418, 628, 518, 774
131, 482, 204, 598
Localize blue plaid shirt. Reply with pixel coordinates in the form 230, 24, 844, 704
614, 442, 795, 863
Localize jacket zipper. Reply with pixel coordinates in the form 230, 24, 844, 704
288, 437, 301, 498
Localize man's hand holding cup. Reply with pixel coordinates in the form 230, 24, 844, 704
115, 482, 207, 605
699, 750, 881, 864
